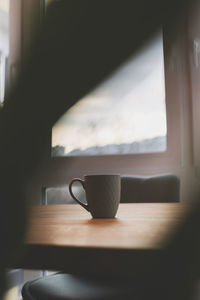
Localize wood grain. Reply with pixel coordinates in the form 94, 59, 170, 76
14, 203, 192, 274
25, 203, 191, 249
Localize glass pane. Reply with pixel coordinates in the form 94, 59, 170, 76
45, 185, 83, 205
52, 31, 167, 156
0, 0, 9, 104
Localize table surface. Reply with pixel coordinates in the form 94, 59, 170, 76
16, 203, 192, 275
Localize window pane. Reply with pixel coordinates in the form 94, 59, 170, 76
52, 32, 167, 156
0, 0, 9, 104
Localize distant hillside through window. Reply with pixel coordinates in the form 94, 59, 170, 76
52, 31, 167, 156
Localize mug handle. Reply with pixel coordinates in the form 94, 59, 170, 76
69, 178, 90, 212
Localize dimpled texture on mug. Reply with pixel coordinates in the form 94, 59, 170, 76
86, 176, 120, 218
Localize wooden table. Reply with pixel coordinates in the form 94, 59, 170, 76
16, 203, 192, 277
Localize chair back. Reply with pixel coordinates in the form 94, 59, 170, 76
120, 174, 180, 203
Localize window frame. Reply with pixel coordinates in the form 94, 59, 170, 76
10, 0, 191, 192
45, 30, 183, 178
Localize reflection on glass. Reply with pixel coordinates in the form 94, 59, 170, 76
0, 0, 9, 104
52, 32, 167, 156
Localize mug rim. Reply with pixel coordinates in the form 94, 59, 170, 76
84, 174, 120, 178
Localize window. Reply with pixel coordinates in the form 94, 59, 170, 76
33, 0, 183, 191
11, 0, 182, 201
0, 0, 9, 104
52, 32, 167, 157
